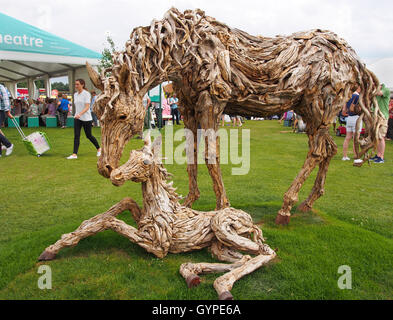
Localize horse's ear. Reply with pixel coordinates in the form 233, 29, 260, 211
86, 62, 104, 91
152, 135, 162, 159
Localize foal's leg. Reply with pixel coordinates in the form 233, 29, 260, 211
210, 209, 277, 300
213, 252, 276, 300
38, 198, 142, 261
180, 209, 276, 300
179, 242, 252, 290
197, 91, 230, 210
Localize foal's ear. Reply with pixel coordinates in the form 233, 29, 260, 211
143, 130, 152, 147
151, 135, 162, 160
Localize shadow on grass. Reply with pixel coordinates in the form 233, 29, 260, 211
237, 202, 326, 228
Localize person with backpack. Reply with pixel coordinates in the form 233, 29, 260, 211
57, 94, 70, 129
342, 87, 361, 161
0, 83, 14, 157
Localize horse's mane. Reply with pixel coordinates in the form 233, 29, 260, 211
102, 7, 382, 153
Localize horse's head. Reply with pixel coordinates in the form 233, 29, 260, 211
110, 133, 162, 186
87, 62, 146, 178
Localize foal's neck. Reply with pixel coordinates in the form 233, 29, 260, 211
141, 166, 181, 219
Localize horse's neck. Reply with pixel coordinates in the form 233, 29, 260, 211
137, 47, 185, 96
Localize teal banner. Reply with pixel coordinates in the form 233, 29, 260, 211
0, 12, 101, 59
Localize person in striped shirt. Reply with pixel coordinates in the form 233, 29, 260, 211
0, 83, 14, 157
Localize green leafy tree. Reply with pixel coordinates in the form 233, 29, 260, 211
99, 35, 116, 73
34, 80, 45, 88
17, 82, 27, 88
51, 82, 69, 92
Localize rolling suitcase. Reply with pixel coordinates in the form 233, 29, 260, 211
11, 117, 51, 157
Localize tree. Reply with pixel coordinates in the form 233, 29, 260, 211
99, 35, 116, 73
51, 82, 69, 91
34, 80, 45, 89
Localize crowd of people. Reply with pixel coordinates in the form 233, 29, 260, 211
1, 80, 392, 163
277, 84, 392, 164
340, 84, 391, 164
4, 97, 67, 128
0, 80, 101, 159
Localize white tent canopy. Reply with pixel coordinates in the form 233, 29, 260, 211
0, 12, 101, 99
367, 58, 393, 94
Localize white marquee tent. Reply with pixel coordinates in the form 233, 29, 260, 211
0, 11, 101, 100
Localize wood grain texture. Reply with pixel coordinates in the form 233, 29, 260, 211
87, 7, 384, 223
39, 134, 276, 299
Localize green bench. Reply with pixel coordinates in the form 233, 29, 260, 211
28, 117, 39, 128
7, 116, 21, 127
46, 116, 57, 128
66, 116, 74, 128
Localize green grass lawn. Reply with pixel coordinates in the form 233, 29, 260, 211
0, 121, 392, 300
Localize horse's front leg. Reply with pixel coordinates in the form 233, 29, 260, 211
181, 108, 201, 208
197, 91, 230, 210
38, 198, 142, 261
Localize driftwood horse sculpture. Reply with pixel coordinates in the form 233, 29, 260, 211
86, 7, 383, 225
39, 133, 276, 300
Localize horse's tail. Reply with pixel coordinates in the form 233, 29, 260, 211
353, 62, 382, 165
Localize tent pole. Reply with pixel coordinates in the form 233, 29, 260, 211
44, 75, 51, 98
68, 69, 75, 113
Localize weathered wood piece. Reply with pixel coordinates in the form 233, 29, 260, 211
86, 7, 383, 225
39, 134, 276, 299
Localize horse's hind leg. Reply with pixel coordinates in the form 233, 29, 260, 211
275, 133, 320, 224
298, 131, 337, 212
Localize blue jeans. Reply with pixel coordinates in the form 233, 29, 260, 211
0, 110, 6, 127
0, 132, 12, 155
171, 108, 180, 125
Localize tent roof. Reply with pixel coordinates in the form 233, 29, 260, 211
0, 12, 101, 82
367, 58, 393, 92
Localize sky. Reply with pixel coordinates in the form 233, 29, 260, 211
1, 0, 393, 84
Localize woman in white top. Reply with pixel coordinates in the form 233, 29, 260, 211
67, 79, 101, 159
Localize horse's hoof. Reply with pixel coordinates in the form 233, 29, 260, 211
219, 291, 234, 300
275, 214, 290, 225
186, 275, 201, 288
297, 202, 312, 213
38, 250, 56, 261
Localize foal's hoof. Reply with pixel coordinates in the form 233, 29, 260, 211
38, 250, 56, 261
219, 291, 234, 300
275, 214, 290, 225
186, 275, 201, 288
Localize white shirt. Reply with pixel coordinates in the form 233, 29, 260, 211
142, 94, 149, 108
74, 90, 92, 121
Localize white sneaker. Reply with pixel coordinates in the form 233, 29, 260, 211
5, 144, 13, 156
97, 150, 101, 157
66, 154, 78, 159
342, 156, 350, 161
354, 159, 363, 164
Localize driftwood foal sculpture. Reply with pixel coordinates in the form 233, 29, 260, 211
39, 134, 276, 300
86, 8, 383, 225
